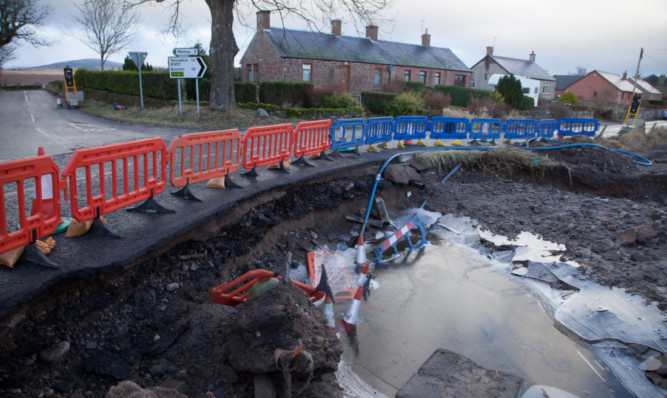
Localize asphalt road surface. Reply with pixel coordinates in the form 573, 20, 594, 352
0, 90, 199, 162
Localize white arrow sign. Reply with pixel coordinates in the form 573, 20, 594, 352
168, 56, 207, 79
172, 48, 198, 56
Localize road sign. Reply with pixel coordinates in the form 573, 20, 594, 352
172, 48, 198, 56
128, 51, 147, 67
168, 57, 207, 79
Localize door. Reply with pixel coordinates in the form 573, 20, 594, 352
341, 65, 350, 92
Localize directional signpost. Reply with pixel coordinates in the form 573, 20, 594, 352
169, 49, 207, 115
128, 51, 147, 109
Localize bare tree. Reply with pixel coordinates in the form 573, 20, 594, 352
128, 0, 392, 110
74, 0, 139, 70
0, 0, 49, 66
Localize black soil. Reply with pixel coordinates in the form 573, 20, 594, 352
0, 139, 665, 398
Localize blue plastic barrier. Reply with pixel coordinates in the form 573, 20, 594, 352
429, 117, 470, 145
393, 116, 429, 146
469, 118, 503, 142
557, 118, 599, 137
365, 117, 395, 151
374, 217, 427, 264
538, 119, 557, 138
329, 118, 367, 152
504, 119, 538, 140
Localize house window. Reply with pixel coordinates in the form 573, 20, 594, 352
253, 64, 259, 82
404, 70, 411, 81
419, 71, 426, 84
522, 87, 530, 94
374, 69, 382, 85
594, 90, 598, 98
303, 64, 312, 82
534, 87, 538, 94
247, 64, 254, 82
471, 77, 475, 88
542, 82, 550, 94
454, 75, 465, 87
434, 72, 441, 86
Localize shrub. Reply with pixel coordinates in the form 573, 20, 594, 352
467, 96, 506, 118
405, 81, 426, 93
558, 92, 579, 105
518, 95, 534, 110
547, 102, 573, 119
323, 93, 358, 109
361, 91, 397, 115
496, 74, 523, 109
433, 85, 490, 107
234, 81, 258, 103
259, 81, 313, 107
382, 80, 407, 94
74, 69, 177, 100
388, 92, 424, 116
423, 89, 450, 111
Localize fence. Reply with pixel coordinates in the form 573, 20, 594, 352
329, 118, 366, 152
61, 138, 168, 222
292, 119, 332, 165
241, 124, 293, 175
393, 116, 429, 146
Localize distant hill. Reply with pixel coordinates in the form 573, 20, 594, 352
21, 58, 123, 71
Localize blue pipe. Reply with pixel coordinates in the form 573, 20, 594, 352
359, 142, 652, 236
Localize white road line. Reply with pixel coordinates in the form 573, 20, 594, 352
24, 91, 35, 123
35, 127, 55, 139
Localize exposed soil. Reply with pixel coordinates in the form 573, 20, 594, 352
0, 132, 665, 397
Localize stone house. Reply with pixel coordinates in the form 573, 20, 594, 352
240, 10, 472, 96
470, 46, 556, 103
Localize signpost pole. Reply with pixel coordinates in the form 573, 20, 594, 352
128, 52, 147, 110
138, 68, 144, 109
196, 78, 200, 115
177, 79, 182, 114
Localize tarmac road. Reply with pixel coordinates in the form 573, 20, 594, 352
0, 89, 199, 162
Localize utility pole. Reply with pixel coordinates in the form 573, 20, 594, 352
622, 48, 643, 130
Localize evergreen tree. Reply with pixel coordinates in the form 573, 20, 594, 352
496, 74, 523, 109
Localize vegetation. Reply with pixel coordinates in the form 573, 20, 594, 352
259, 81, 313, 107
0, 0, 49, 67
495, 74, 523, 108
361, 91, 397, 115
433, 85, 490, 107
122, 56, 153, 71
73, 0, 139, 70
558, 92, 579, 105
388, 92, 424, 116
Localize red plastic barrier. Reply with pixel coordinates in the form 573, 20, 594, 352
61, 138, 167, 222
240, 124, 293, 171
0, 155, 62, 254
210, 269, 325, 307
292, 119, 332, 158
167, 129, 242, 187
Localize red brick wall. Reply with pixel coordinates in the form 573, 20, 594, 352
567, 72, 631, 105
240, 31, 473, 95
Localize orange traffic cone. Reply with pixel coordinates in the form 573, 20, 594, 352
31, 147, 61, 224
56, 95, 63, 109
355, 235, 369, 268
341, 285, 363, 329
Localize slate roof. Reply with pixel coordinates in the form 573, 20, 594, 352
553, 75, 584, 90
491, 55, 555, 81
263, 28, 470, 72
628, 77, 661, 95
597, 71, 639, 92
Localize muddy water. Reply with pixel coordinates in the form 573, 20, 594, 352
336, 240, 631, 397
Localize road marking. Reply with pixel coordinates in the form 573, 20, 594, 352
35, 127, 56, 139
24, 91, 35, 123
577, 350, 605, 382
67, 122, 117, 133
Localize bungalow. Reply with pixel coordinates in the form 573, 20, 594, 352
565, 71, 662, 105
240, 10, 472, 95
470, 47, 556, 104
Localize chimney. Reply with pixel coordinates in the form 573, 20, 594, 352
486, 46, 494, 56
529, 51, 536, 63
331, 20, 342, 36
659, 74, 665, 86
622, 71, 627, 80
256, 10, 270, 32
365, 24, 378, 42
421, 29, 431, 48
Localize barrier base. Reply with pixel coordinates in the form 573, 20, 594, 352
367, 144, 380, 153
90, 217, 122, 239
225, 175, 242, 189
468, 139, 480, 146
269, 160, 290, 174
379, 142, 391, 150
330, 150, 347, 159
319, 151, 334, 162
293, 156, 315, 167
434, 139, 445, 147
24, 243, 59, 269
127, 196, 175, 214
171, 182, 202, 202
243, 168, 259, 179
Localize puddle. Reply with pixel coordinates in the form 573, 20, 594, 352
335, 239, 629, 397
322, 211, 667, 398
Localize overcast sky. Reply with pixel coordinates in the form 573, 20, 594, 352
4, 0, 667, 78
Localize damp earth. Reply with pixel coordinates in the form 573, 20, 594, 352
0, 131, 665, 397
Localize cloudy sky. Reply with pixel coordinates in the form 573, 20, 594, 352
4, 0, 667, 78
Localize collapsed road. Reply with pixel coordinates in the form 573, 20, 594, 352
0, 126, 666, 397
